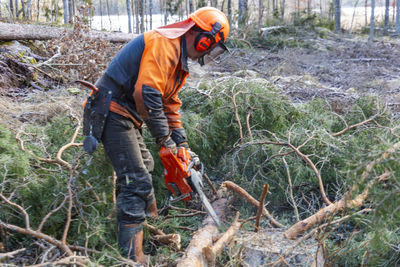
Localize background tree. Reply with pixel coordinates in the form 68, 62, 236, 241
227, 0, 232, 22
188, 0, 193, 13
384, 0, 390, 34
369, 0, 375, 41
258, 0, 263, 29
238, 0, 248, 25
9, 0, 14, 18
126, 0, 132, 33
396, 0, 400, 33
335, 0, 341, 34
62, 0, 68, 23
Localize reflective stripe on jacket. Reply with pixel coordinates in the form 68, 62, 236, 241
96, 30, 190, 142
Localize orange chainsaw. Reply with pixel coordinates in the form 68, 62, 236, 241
159, 146, 221, 227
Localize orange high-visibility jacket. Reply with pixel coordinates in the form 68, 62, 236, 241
96, 30, 190, 144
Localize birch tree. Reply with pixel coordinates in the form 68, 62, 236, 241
369, 0, 375, 41
149, 0, 153, 30
384, 0, 390, 34
26, 0, 32, 19
63, 0, 68, 23
139, 0, 144, 33
228, 0, 232, 22
99, 0, 103, 28
335, 0, 340, 34
396, 0, 400, 33
238, 0, 248, 25
350, 0, 360, 34
9, 0, 14, 18
189, 0, 193, 13
126, 0, 132, 33
258, 0, 263, 28
36, 0, 39, 20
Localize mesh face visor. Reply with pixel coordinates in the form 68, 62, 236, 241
198, 42, 229, 66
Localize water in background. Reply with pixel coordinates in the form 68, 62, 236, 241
91, 14, 180, 33
91, 6, 395, 34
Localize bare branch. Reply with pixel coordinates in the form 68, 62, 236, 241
255, 184, 269, 231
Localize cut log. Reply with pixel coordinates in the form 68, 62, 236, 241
0, 22, 137, 43
202, 212, 240, 266
176, 188, 228, 267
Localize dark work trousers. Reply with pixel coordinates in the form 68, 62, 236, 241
102, 112, 155, 225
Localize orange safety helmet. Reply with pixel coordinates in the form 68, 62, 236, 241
189, 7, 230, 52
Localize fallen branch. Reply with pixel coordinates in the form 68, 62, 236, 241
0, 248, 25, 260
255, 184, 269, 232
221, 181, 284, 228
0, 220, 73, 256
202, 212, 240, 266
333, 114, 379, 137
143, 222, 181, 250
244, 136, 332, 206
285, 170, 394, 239
153, 234, 181, 251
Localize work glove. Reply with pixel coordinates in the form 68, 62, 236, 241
156, 136, 177, 154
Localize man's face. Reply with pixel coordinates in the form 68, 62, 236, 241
186, 31, 210, 61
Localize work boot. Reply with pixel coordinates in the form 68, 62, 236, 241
146, 198, 158, 218
118, 223, 148, 264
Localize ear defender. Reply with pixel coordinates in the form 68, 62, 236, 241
194, 22, 222, 52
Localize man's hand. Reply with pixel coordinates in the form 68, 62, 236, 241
157, 136, 177, 154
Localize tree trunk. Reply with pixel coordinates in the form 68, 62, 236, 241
139, 0, 144, 33
14, 0, 18, 18
365, 0, 368, 26
99, 0, 103, 28
281, 0, 285, 20
384, 0, 390, 34
126, 0, 132, 33
36, 0, 39, 21
135, 0, 139, 33
349, 0, 360, 34
396, 0, 400, 33
26, 0, 32, 18
54, 0, 58, 22
9, 0, 14, 18
238, 0, 248, 25
68, 0, 73, 23
189, 0, 193, 13
106, 0, 112, 30
335, 0, 341, 34
369, 0, 375, 41
149, 0, 152, 29
258, 0, 263, 28
227, 0, 232, 22
0, 22, 138, 42
62, 0, 68, 24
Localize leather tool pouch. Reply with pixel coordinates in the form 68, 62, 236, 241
80, 81, 112, 154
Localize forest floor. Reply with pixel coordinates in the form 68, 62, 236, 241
197, 34, 400, 115
1, 31, 400, 119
